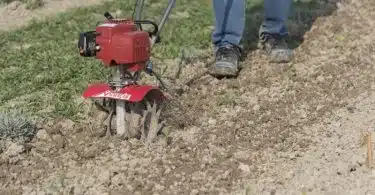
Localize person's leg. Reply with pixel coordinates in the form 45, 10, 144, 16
212, 0, 245, 47
258, 0, 293, 63
211, 0, 245, 77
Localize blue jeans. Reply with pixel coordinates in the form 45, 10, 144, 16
212, 0, 292, 47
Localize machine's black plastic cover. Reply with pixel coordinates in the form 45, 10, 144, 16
78, 31, 97, 57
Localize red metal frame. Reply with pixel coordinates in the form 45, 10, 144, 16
83, 83, 165, 103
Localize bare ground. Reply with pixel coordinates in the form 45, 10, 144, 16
1, 0, 375, 194
0, 0, 109, 31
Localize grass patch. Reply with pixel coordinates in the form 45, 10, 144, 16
0, 0, 336, 121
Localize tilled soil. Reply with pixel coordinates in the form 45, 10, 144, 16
245, 92, 375, 195
1, 0, 375, 194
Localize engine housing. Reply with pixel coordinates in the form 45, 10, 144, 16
78, 20, 151, 67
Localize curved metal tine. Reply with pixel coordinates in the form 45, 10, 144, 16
106, 108, 115, 137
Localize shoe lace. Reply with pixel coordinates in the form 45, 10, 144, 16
216, 45, 240, 60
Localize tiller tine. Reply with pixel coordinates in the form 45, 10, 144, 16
83, 83, 166, 143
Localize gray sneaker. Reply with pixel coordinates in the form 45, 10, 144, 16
258, 33, 293, 63
211, 44, 242, 77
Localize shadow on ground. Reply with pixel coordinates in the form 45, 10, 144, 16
242, 0, 338, 53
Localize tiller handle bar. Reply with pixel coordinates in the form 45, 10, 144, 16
104, 11, 160, 37
104, 12, 159, 37
134, 0, 176, 46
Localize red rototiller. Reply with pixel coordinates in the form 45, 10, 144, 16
77, 0, 176, 143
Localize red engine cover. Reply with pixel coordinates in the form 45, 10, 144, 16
95, 20, 151, 67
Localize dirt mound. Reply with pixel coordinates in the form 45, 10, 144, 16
1, 0, 375, 194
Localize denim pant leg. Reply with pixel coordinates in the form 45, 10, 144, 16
259, 0, 292, 37
212, 0, 245, 48
212, 0, 292, 48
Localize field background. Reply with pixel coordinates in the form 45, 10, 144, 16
0, 0, 330, 120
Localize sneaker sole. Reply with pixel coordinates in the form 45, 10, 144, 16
269, 49, 293, 63
269, 55, 293, 63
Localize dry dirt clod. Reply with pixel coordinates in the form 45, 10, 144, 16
36, 129, 50, 141
52, 134, 65, 150
1, 141, 25, 165
55, 119, 75, 135
239, 163, 251, 174
2, 141, 25, 157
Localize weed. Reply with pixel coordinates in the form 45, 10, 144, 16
0, 109, 37, 143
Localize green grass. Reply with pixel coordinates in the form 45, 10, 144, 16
0, 0, 335, 121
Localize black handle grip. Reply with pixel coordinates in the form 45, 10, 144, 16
104, 12, 114, 20
134, 20, 159, 36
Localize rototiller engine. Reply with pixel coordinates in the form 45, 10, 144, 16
77, 0, 176, 143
